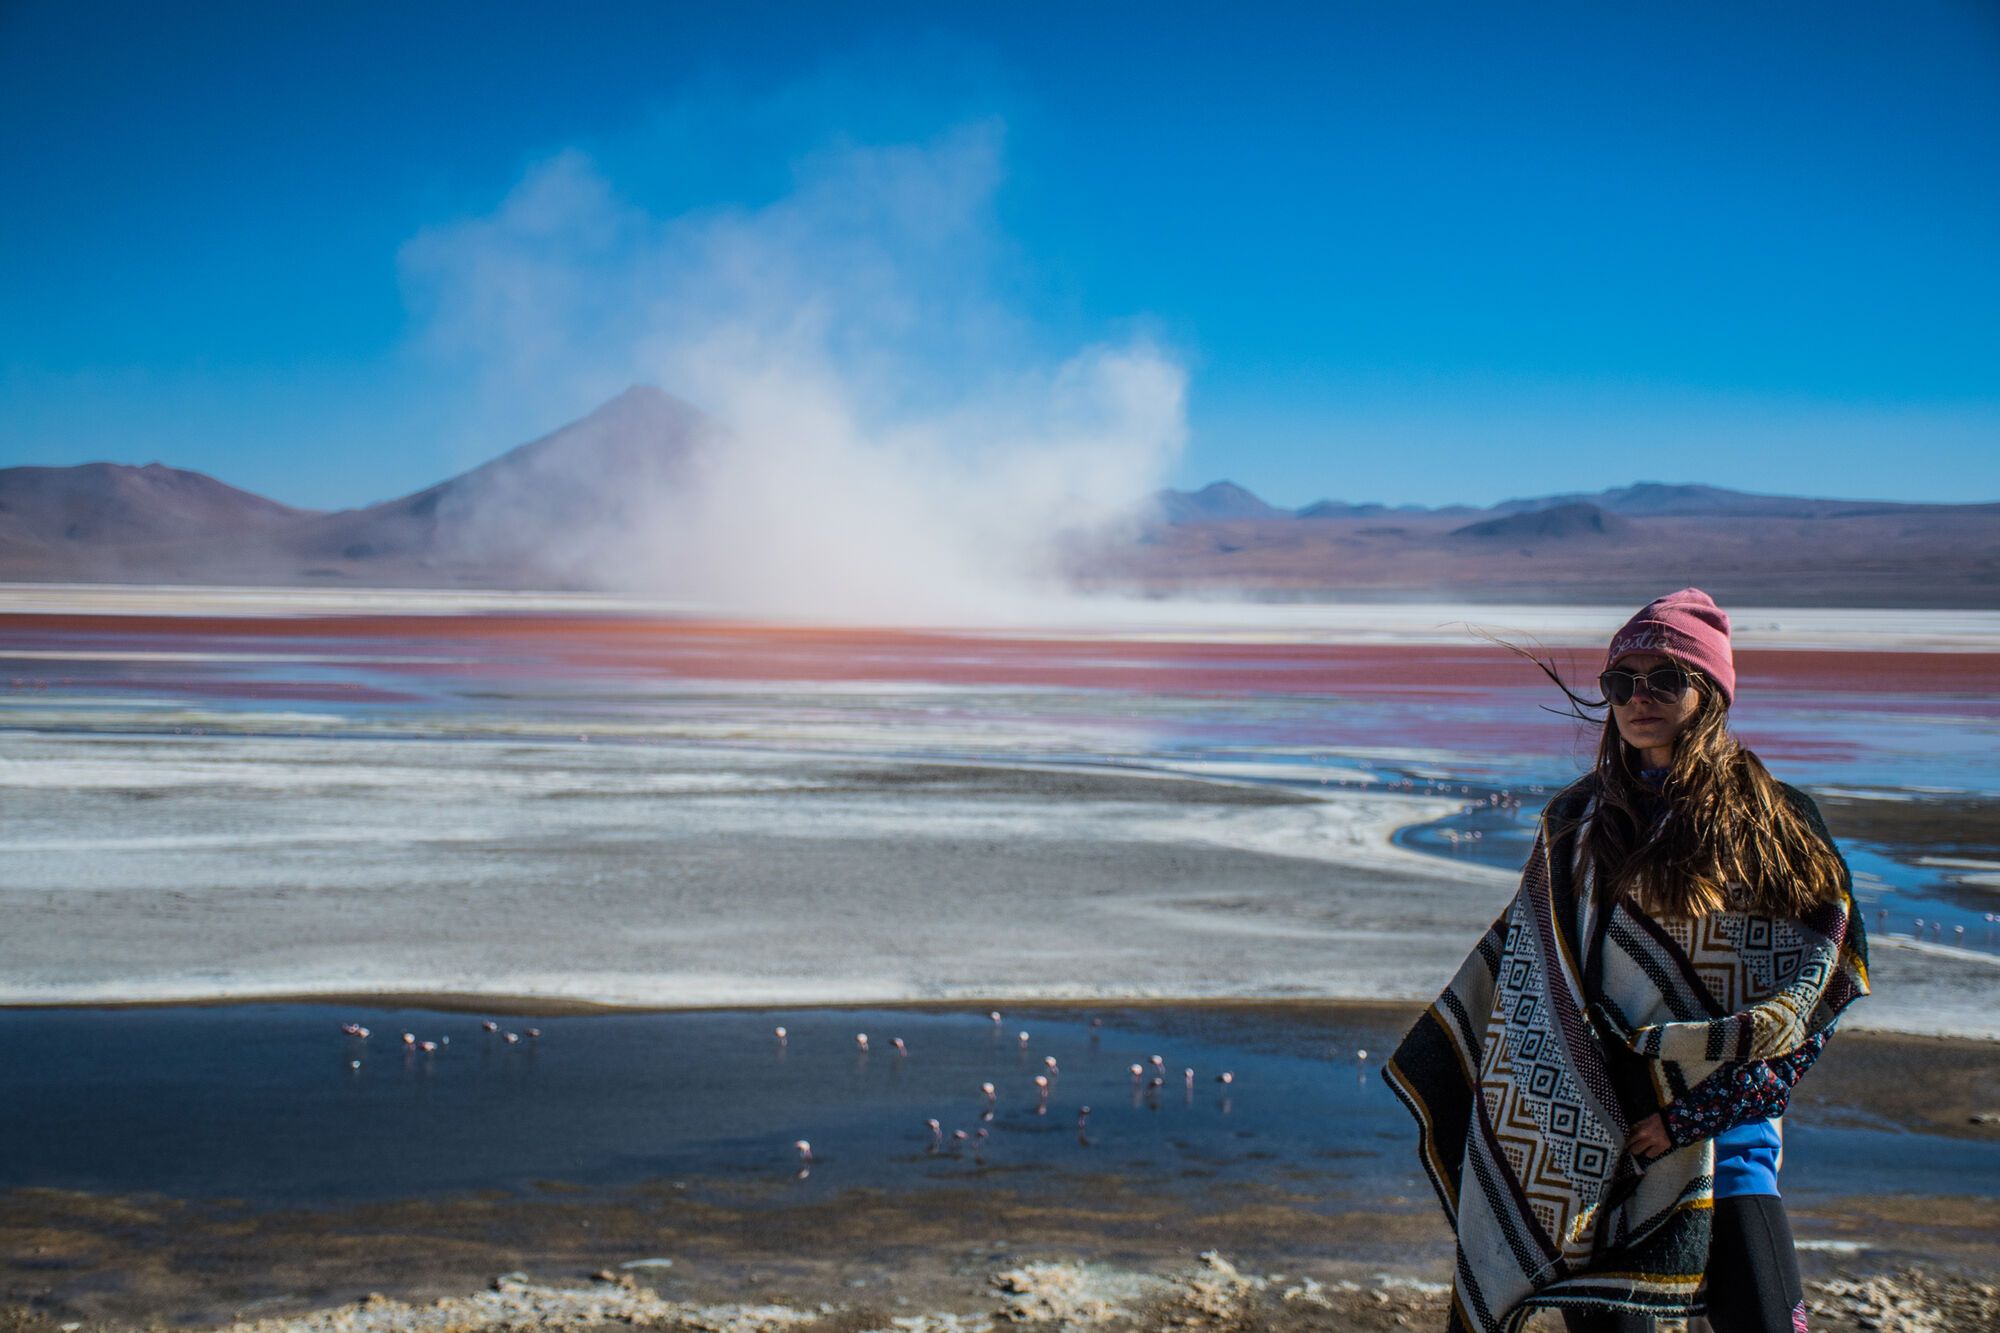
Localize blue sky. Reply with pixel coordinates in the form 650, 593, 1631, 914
2, 1, 1996, 511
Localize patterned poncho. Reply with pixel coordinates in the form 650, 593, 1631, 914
1382, 775, 1869, 1331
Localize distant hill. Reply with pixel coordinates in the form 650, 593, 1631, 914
1151, 480, 1287, 524
289, 385, 713, 581
1486, 480, 1994, 519
1293, 499, 1387, 519
0, 461, 307, 545
0, 461, 313, 584
1447, 502, 1630, 542
4, 392, 1997, 607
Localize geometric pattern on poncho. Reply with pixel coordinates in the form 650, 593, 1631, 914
1484, 891, 1620, 1263
1660, 911, 1813, 1018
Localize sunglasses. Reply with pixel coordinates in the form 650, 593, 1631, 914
1598, 664, 1693, 706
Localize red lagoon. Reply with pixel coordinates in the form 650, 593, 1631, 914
5, 610, 1996, 700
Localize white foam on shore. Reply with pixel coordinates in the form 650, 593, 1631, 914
1870, 936, 2000, 968
1914, 856, 2000, 890
0, 752, 815, 800
1147, 759, 1381, 786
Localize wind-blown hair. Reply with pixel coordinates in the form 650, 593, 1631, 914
1512, 645, 1847, 920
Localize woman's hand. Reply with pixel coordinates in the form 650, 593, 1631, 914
1626, 1113, 1671, 1162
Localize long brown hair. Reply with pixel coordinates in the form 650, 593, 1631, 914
1519, 649, 1846, 920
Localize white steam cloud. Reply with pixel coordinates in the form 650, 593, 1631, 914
397, 121, 1186, 622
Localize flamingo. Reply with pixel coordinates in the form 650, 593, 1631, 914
1215, 1071, 1234, 1085
401, 1032, 416, 1047
1129, 1063, 1144, 1082
503, 1031, 520, 1044
482, 1020, 499, 1032
1184, 1068, 1194, 1091
419, 1041, 438, 1054
794, 1139, 813, 1163
981, 1082, 996, 1104
1043, 1055, 1059, 1074
950, 1128, 967, 1144
856, 1033, 869, 1051
893, 1037, 908, 1055
774, 1025, 787, 1044
1018, 1030, 1030, 1047
926, 1118, 943, 1145
525, 1028, 541, 1039
1034, 1075, 1049, 1095
990, 1011, 1002, 1026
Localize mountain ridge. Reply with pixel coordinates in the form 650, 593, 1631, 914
1151, 477, 2000, 523
5, 387, 1997, 606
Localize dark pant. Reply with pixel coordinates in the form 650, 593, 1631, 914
1560, 1194, 1807, 1333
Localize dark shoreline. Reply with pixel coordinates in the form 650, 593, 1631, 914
7, 1173, 1998, 1331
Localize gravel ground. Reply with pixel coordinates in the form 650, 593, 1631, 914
4, 1255, 1995, 1333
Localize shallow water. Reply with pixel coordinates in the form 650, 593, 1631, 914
3, 1003, 1994, 1213
1399, 800, 2000, 956
0, 1003, 1418, 1208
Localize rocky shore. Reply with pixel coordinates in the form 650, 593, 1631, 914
6, 1253, 1995, 1333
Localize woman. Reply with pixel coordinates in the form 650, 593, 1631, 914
1383, 589, 1870, 1333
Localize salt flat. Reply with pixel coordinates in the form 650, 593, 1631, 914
0, 731, 1485, 1006
3, 730, 1989, 1037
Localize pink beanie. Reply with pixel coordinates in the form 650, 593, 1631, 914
1605, 587, 1735, 707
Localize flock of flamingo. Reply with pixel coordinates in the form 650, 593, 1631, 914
337, 1018, 540, 1068
337, 1009, 1374, 1177
1877, 907, 1996, 948
776, 1012, 1306, 1174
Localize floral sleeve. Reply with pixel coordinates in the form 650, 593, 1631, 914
1661, 1028, 1831, 1149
